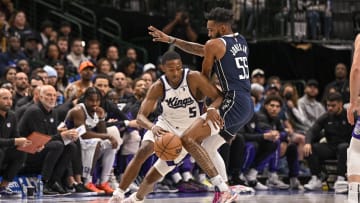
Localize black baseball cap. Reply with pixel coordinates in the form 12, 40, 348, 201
306, 79, 319, 87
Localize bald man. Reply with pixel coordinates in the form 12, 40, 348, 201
19, 85, 79, 196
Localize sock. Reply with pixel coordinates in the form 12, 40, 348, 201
210, 175, 229, 192
182, 171, 193, 182
348, 182, 360, 203
172, 173, 182, 184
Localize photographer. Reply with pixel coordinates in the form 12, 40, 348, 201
162, 9, 199, 70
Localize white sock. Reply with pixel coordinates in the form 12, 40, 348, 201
182, 171, 193, 182
172, 173, 182, 184
348, 182, 360, 203
202, 134, 228, 182
210, 175, 229, 192
100, 148, 117, 183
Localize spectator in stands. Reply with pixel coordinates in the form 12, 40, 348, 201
53, 60, 68, 93
66, 38, 87, 70
304, 92, 352, 192
0, 0, 14, 21
253, 95, 301, 190
0, 66, 16, 84
96, 57, 114, 77
251, 68, 266, 86
106, 45, 120, 70
16, 59, 30, 75
267, 75, 282, 91
0, 10, 10, 52
126, 47, 143, 77
43, 42, 61, 66
39, 20, 54, 49
86, 39, 101, 65
64, 61, 94, 100
0, 80, 13, 95
0, 34, 26, 75
306, 0, 332, 40
323, 63, 350, 104
8, 10, 34, 45
23, 34, 43, 70
238, 114, 277, 190
281, 83, 307, 160
12, 72, 28, 108
162, 9, 198, 70
19, 85, 79, 195
93, 74, 111, 97
117, 57, 138, 79
15, 75, 43, 110
15, 80, 42, 121
31, 67, 48, 85
0, 88, 30, 196
142, 63, 157, 81
251, 83, 264, 112
65, 87, 121, 194
141, 72, 153, 90
57, 36, 69, 61
58, 21, 72, 42
111, 72, 131, 111
43, 65, 58, 88
298, 79, 326, 129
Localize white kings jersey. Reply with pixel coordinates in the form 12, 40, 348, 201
158, 68, 201, 132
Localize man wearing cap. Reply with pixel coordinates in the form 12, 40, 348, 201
66, 38, 87, 70
143, 63, 157, 81
64, 61, 94, 100
251, 68, 266, 86
298, 79, 326, 129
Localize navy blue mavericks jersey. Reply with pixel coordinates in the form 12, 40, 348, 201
214, 33, 251, 93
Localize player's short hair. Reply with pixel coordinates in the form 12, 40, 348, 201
205, 7, 233, 24
161, 51, 181, 65
84, 87, 102, 100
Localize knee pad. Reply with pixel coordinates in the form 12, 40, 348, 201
154, 147, 188, 177
348, 137, 360, 176
200, 113, 220, 136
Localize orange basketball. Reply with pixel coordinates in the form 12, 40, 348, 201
154, 132, 182, 161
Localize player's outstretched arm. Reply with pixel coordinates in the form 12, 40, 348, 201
148, 25, 204, 57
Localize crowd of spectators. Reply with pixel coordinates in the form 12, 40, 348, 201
0, 1, 354, 197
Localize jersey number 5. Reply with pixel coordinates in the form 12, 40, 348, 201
235, 57, 249, 80
189, 107, 196, 118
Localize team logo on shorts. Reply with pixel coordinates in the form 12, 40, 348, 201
6, 122, 11, 128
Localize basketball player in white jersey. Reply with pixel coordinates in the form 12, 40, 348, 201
347, 33, 360, 203
65, 87, 122, 194
110, 51, 236, 202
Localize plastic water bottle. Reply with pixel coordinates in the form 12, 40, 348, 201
37, 175, 43, 198
18, 177, 27, 199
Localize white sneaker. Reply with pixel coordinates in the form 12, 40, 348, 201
244, 169, 258, 182
121, 192, 144, 203
266, 173, 289, 190
289, 177, 304, 190
254, 182, 269, 190
109, 188, 125, 203
334, 180, 348, 193
304, 176, 322, 191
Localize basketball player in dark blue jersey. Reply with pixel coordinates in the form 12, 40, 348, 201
149, 7, 253, 202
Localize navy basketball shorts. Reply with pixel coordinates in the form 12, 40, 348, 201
219, 91, 254, 142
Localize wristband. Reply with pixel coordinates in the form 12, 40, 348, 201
207, 107, 216, 111
124, 120, 129, 126
168, 36, 176, 44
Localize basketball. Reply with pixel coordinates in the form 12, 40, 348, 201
154, 132, 182, 161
